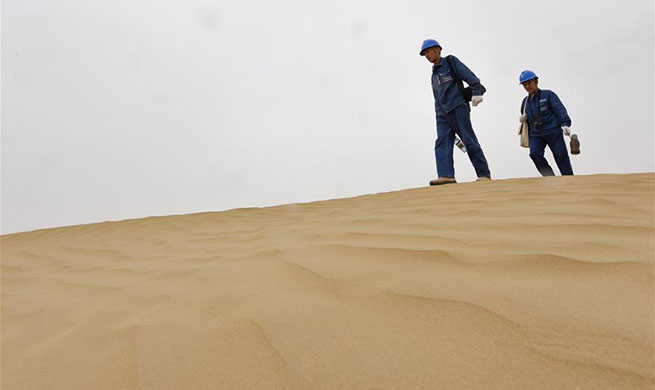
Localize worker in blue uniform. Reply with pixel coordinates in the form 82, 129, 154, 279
420, 39, 491, 185
519, 70, 574, 176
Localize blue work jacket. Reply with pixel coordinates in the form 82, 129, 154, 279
431, 55, 483, 116
521, 89, 571, 136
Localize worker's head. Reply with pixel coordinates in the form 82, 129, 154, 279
519, 70, 539, 95
420, 39, 442, 63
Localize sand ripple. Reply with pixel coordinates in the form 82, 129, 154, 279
2, 173, 653, 389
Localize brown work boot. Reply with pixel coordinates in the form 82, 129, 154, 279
429, 177, 457, 186
476, 177, 491, 182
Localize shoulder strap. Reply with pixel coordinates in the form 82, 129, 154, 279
446, 55, 466, 94
521, 96, 528, 114
445, 55, 460, 82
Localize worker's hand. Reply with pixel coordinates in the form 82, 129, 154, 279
471, 96, 483, 107
561, 126, 571, 136
519, 114, 527, 123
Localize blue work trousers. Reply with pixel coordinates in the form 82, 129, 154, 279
529, 131, 573, 176
434, 104, 490, 179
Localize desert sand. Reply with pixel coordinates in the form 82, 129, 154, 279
1, 173, 654, 389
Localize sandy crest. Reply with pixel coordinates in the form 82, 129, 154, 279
1, 173, 653, 389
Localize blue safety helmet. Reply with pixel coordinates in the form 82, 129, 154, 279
519, 70, 538, 84
420, 39, 441, 56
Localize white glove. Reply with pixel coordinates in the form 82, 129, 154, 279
471, 96, 483, 107
519, 114, 527, 123
561, 126, 571, 136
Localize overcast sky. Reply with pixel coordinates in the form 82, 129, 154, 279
2, 0, 654, 234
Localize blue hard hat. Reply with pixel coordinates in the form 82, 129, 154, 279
519, 70, 538, 84
420, 39, 441, 56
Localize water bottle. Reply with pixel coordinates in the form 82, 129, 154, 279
454, 135, 467, 153
570, 134, 580, 155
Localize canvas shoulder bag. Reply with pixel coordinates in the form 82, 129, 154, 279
519, 97, 529, 148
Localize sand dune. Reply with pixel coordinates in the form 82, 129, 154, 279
1, 173, 653, 389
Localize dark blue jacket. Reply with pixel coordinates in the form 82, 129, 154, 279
521, 89, 571, 136
431, 55, 483, 116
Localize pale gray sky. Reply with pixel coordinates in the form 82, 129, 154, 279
2, 0, 654, 234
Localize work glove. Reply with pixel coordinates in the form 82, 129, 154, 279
471, 96, 483, 107
561, 126, 571, 136
519, 114, 527, 123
